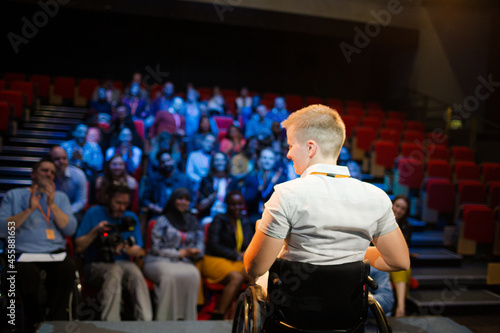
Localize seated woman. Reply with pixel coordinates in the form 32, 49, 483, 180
200, 191, 255, 319
142, 188, 204, 321
389, 195, 413, 317
95, 154, 138, 205
197, 152, 236, 225
220, 125, 246, 158
105, 127, 143, 176
186, 115, 218, 155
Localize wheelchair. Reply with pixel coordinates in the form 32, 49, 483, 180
232, 259, 392, 333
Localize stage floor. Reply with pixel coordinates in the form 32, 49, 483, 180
38, 316, 472, 333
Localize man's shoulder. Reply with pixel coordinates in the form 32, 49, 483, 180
68, 165, 86, 178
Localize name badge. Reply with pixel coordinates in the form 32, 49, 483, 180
46, 229, 55, 240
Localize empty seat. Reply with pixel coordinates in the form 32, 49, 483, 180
29, 74, 51, 99
424, 178, 454, 213
397, 157, 424, 189
406, 121, 426, 132
379, 128, 401, 143
400, 142, 424, 159
113, 80, 124, 92
488, 181, 500, 209
340, 115, 359, 138
221, 89, 238, 99
427, 131, 448, 146
361, 117, 382, 130
263, 92, 279, 102
383, 119, 404, 132
366, 109, 385, 119
346, 106, 364, 118
463, 204, 495, 243
305, 96, 324, 105
451, 146, 475, 162
4, 72, 26, 85
0, 90, 24, 119
10, 81, 35, 107
370, 140, 398, 177
481, 162, 500, 184
284, 95, 303, 112
52, 76, 76, 104
212, 115, 234, 132
0, 80, 6, 91
0, 101, 9, 132
403, 130, 425, 143
387, 111, 405, 122
427, 160, 452, 180
345, 100, 363, 108
352, 127, 377, 160
454, 161, 480, 181
326, 98, 344, 114
78, 78, 99, 100
458, 180, 487, 205
365, 101, 382, 110
427, 144, 449, 161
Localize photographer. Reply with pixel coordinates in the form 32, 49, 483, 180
75, 184, 152, 321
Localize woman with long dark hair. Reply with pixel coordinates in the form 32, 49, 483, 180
142, 188, 204, 321
95, 154, 137, 205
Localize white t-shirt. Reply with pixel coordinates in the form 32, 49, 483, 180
257, 163, 397, 265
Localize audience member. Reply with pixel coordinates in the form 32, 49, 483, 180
266, 96, 289, 123
347, 160, 362, 180
239, 94, 261, 130
86, 127, 102, 145
148, 96, 186, 138
104, 104, 144, 151
184, 88, 202, 137
338, 146, 351, 166
105, 128, 143, 175
245, 104, 273, 139
61, 123, 103, 179
88, 87, 113, 127
91, 79, 121, 106
0, 158, 77, 331
390, 195, 413, 317
150, 82, 175, 116
274, 139, 297, 181
140, 150, 191, 217
122, 82, 150, 121
199, 191, 254, 319
235, 87, 252, 115
95, 154, 138, 205
368, 267, 394, 318
206, 86, 225, 115
143, 188, 204, 320
220, 125, 245, 157
186, 133, 216, 195
186, 115, 218, 154
127, 72, 149, 101
197, 152, 236, 224
75, 184, 152, 321
49, 146, 88, 222
230, 136, 260, 181
147, 131, 173, 173
243, 148, 287, 224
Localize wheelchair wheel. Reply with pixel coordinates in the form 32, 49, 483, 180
232, 285, 265, 333
368, 293, 392, 333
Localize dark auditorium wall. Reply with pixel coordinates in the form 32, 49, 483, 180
2, 0, 418, 107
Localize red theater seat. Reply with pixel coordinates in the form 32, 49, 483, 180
285, 95, 303, 112
481, 163, 500, 184
340, 115, 359, 138
0, 90, 24, 119
326, 98, 344, 113
221, 89, 238, 99
367, 109, 385, 119
10, 81, 35, 107
458, 180, 487, 205
78, 78, 99, 100
427, 144, 449, 161
428, 132, 448, 146
426, 178, 454, 213
406, 121, 426, 133
371, 140, 398, 177
427, 160, 452, 180
403, 130, 425, 143
0, 101, 9, 132
346, 100, 363, 108
305, 96, 324, 105
4, 72, 26, 85
352, 127, 377, 160
397, 157, 424, 189
0, 80, 5, 91
29, 74, 50, 99
454, 161, 480, 181
133, 119, 145, 141
400, 142, 424, 159
362, 117, 382, 130
463, 204, 495, 243
212, 115, 234, 132
387, 111, 405, 122
451, 146, 475, 163
346, 106, 364, 118
488, 182, 500, 209
379, 128, 401, 143
263, 92, 279, 102
384, 119, 404, 132
365, 101, 382, 110
54, 76, 76, 99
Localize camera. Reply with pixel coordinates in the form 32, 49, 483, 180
96, 216, 137, 263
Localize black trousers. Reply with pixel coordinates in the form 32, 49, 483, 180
16, 255, 76, 327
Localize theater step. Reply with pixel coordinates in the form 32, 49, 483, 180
409, 288, 500, 316
16, 129, 67, 139
8, 137, 64, 147
0, 178, 31, 191
0, 167, 31, 177
34, 110, 86, 119
40, 105, 88, 114
412, 262, 487, 288
22, 123, 72, 132
0, 146, 50, 156
409, 247, 463, 267
29, 116, 81, 125
411, 230, 445, 247
0, 155, 43, 167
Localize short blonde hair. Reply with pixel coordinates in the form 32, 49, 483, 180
281, 104, 345, 158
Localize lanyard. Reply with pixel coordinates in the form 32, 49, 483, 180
310, 172, 349, 178
38, 205, 51, 226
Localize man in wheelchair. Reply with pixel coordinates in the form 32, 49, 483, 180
237, 105, 410, 332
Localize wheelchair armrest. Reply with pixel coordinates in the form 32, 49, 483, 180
270, 272, 282, 287
366, 275, 378, 290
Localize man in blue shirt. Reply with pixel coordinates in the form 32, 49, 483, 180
50, 145, 88, 222
75, 184, 152, 321
0, 158, 77, 332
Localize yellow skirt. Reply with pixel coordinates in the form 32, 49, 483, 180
199, 255, 245, 284
390, 268, 412, 298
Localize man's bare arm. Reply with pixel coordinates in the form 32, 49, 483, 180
244, 229, 284, 279
365, 228, 410, 271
